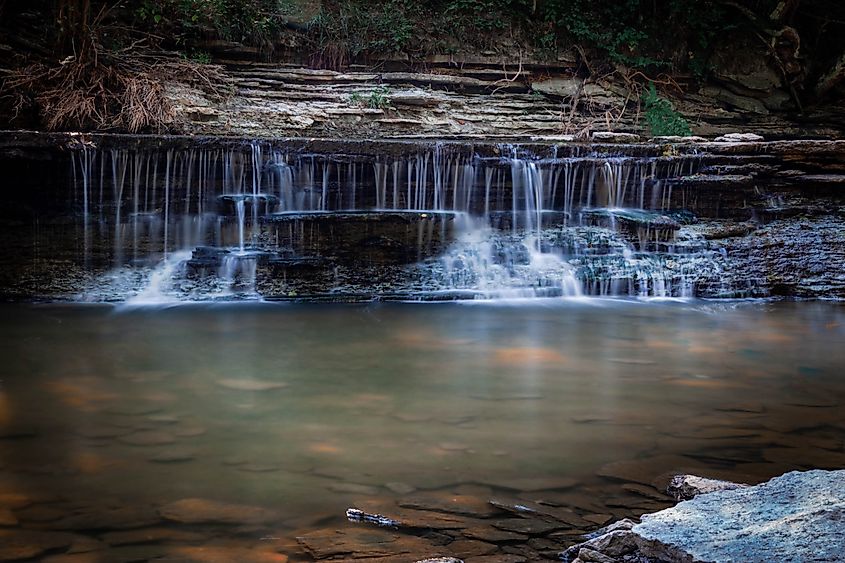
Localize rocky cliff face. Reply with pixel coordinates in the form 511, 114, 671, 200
164, 57, 845, 141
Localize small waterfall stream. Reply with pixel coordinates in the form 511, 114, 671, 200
67, 141, 726, 301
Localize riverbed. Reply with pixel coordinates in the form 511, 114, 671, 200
1, 299, 843, 561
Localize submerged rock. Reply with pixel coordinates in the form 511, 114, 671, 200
0, 529, 78, 561
216, 378, 288, 391
159, 498, 279, 526
0, 508, 18, 527
296, 527, 444, 560
161, 546, 288, 563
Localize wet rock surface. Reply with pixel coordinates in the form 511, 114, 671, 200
562, 470, 845, 563
637, 470, 845, 563
1, 134, 845, 301
159, 498, 280, 526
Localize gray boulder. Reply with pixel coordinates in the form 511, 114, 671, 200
561, 470, 845, 563
635, 470, 845, 562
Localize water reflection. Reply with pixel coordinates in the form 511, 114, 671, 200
0, 301, 843, 560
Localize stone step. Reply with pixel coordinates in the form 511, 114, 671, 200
226, 68, 529, 93
698, 163, 779, 175
793, 174, 845, 185
671, 174, 755, 187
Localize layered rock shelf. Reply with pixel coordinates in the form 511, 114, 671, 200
1, 132, 843, 301
160, 58, 845, 140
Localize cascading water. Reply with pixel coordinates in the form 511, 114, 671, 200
67, 141, 727, 301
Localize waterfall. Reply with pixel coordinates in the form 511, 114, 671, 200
65, 142, 723, 301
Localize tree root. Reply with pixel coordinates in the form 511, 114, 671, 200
3, 48, 231, 133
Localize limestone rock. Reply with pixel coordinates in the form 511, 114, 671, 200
574, 547, 618, 563
216, 378, 288, 391
583, 518, 636, 540
447, 539, 497, 557
590, 132, 640, 143
118, 431, 176, 447
560, 530, 638, 562
491, 518, 565, 535
0, 508, 18, 526
101, 527, 206, 546
634, 470, 845, 563
51, 506, 161, 531
0, 530, 78, 561
651, 135, 707, 143
390, 90, 447, 108
530, 77, 584, 98
702, 87, 769, 114
296, 527, 442, 560
530, 78, 622, 106
714, 132, 765, 142
161, 546, 288, 562
710, 37, 782, 93
159, 498, 279, 526
666, 474, 748, 501
399, 493, 500, 518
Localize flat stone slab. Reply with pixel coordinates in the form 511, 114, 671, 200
399, 493, 501, 518
216, 378, 288, 391
634, 470, 845, 562
51, 506, 161, 531
100, 527, 206, 546
0, 529, 78, 561
172, 546, 289, 562
296, 528, 443, 560
118, 431, 177, 447
159, 498, 279, 526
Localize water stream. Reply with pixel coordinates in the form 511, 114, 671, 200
2, 137, 843, 560
63, 142, 719, 302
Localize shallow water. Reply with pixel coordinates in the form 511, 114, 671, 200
1, 300, 844, 561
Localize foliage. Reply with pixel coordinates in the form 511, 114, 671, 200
540, 0, 733, 73
442, 0, 531, 35
182, 50, 212, 64
366, 86, 391, 109
642, 83, 692, 137
306, 0, 421, 68
348, 87, 392, 110
134, 0, 285, 46
122, 0, 748, 75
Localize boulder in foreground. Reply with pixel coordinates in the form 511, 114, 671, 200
562, 469, 845, 563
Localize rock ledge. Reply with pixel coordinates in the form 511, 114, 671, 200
561, 469, 845, 563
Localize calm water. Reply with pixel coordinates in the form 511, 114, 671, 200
1, 300, 844, 561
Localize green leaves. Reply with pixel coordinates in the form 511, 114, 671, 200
642, 83, 692, 137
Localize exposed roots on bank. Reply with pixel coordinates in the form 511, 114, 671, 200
4, 48, 231, 133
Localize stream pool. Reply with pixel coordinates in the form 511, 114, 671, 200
1, 299, 844, 561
